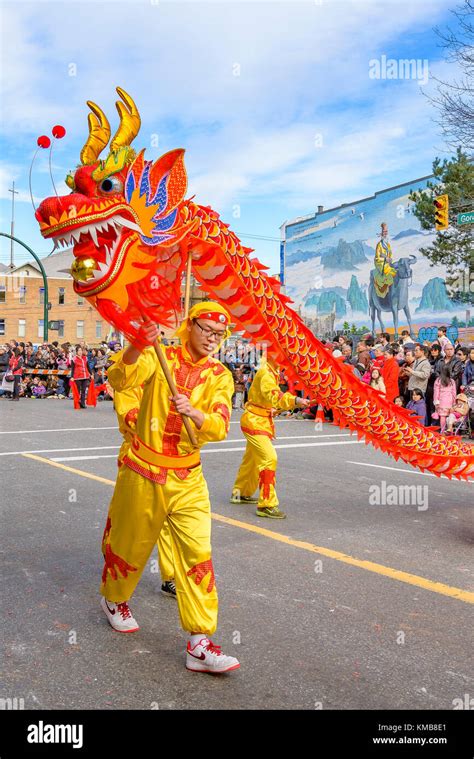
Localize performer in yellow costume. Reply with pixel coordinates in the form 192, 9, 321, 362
100, 302, 240, 674
374, 222, 397, 298
230, 358, 310, 519
107, 360, 176, 598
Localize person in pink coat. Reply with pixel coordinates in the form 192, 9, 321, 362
432, 365, 457, 433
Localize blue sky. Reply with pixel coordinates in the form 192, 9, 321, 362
0, 0, 463, 273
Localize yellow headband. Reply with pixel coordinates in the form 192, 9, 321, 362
174, 301, 232, 348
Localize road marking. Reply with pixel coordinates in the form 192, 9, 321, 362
21, 453, 474, 605
0, 433, 351, 457
0, 426, 120, 435
347, 460, 473, 484
0, 418, 317, 435
0, 446, 121, 457
22, 453, 117, 487
49, 439, 363, 462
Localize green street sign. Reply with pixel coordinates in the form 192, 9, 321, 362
457, 211, 474, 225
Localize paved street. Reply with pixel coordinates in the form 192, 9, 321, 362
1, 399, 473, 710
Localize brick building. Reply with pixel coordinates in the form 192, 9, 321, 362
0, 248, 209, 345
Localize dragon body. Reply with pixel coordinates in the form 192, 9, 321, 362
35, 88, 474, 479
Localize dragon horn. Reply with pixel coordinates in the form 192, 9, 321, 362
110, 87, 141, 152
80, 101, 111, 165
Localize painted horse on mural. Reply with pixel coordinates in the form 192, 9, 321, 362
369, 255, 417, 338
35, 88, 474, 479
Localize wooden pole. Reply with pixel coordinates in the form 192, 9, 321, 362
138, 307, 198, 448
151, 338, 198, 448
184, 250, 193, 318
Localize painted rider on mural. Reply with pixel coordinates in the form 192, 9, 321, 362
374, 222, 397, 298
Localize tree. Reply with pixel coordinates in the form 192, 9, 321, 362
409, 148, 474, 305
343, 321, 350, 332
429, 0, 474, 150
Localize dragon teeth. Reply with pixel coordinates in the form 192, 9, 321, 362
89, 226, 99, 246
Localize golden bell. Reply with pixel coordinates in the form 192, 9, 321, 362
71, 257, 98, 283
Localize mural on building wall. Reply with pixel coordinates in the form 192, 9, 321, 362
284, 176, 471, 336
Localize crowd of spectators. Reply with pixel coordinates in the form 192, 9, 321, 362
2, 329, 473, 437
289, 326, 474, 436
0, 338, 122, 403
221, 342, 258, 409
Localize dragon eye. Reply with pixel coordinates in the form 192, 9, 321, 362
99, 176, 123, 194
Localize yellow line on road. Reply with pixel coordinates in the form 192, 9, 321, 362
22, 453, 116, 487
22, 453, 474, 605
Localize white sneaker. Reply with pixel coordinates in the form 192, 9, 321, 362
101, 596, 139, 633
186, 638, 240, 674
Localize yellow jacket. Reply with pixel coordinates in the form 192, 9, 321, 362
107, 344, 233, 480
241, 363, 296, 439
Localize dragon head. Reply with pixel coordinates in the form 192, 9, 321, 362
35, 87, 195, 340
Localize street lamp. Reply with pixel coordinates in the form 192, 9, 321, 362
0, 233, 49, 342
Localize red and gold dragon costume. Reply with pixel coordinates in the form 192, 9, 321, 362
35, 88, 473, 480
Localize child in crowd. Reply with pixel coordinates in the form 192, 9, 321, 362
432, 365, 457, 433
445, 392, 469, 434
31, 378, 47, 398
393, 395, 405, 407
369, 367, 386, 395
406, 388, 427, 426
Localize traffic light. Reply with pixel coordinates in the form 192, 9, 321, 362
434, 194, 449, 231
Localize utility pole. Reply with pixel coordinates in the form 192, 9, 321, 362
8, 182, 19, 268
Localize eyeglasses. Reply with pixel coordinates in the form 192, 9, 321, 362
193, 319, 226, 341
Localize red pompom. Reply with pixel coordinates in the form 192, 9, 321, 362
37, 135, 51, 149
52, 125, 66, 138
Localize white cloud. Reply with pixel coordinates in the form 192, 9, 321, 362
0, 0, 462, 273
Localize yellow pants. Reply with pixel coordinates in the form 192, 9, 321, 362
101, 464, 218, 635
233, 432, 278, 508
118, 445, 174, 583
157, 520, 174, 582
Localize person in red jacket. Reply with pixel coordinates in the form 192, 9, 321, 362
71, 346, 92, 409
382, 345, 400, 403
8, 347, 24, 401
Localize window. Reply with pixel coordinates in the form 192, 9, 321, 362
76, 320, 84, 338
95, 321, 102, 339
58, 320, 64, 338
38, 319, 44, 338
77, 296, 84, 305
18, 319, 26, 337
0, 319, 5, 335
58, 287, 65, 305
39, 287, 45, 305
0, 285, 6, 303
19, 286, 26, 304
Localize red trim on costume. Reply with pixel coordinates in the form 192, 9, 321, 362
161, 347, 211, 455
124, 407, 139, 429
70, 379, 80, 409
259, 468, 276, 500
196, 311, 228, 325
212, 402, 230, 433
187, 559, 215, 593
122, 454, 194, 484
241, 426, 273, 438
102, 543, 138, 584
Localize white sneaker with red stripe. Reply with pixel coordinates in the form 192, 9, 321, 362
186, 638, 240, 674
101, 597, 139, 633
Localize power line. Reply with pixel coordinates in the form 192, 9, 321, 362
235, 232, 280, 242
